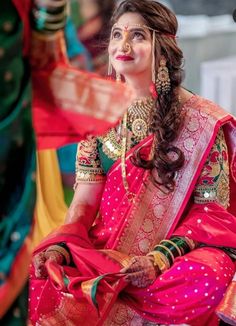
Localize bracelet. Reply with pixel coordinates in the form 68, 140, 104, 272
151, 236, 197, 271
153, 244, 175, 264
170, 237, 190, 254
160, 239, 182, 257
31, 0, 67, 33
147, 251, 170, 273
46, 244, 71, 265
184, 236, 197, 250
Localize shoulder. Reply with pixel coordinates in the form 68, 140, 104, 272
184, 94, 233, 124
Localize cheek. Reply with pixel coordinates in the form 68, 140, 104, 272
108, 43, 116, 57
136, 45, 152, 61
108, 44, 119, 68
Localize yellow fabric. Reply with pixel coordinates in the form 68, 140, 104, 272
32, 150, 68, 247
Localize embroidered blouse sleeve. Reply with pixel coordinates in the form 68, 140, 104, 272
193, 128, 230, 208
74, 136, 106, 189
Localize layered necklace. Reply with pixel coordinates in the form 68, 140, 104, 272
100, 96, 154, 201
100, 96, 154, 161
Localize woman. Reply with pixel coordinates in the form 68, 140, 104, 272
30, 1, 236, 325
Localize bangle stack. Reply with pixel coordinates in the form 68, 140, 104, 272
46, 244, 71, 265
31, 0, 67, 33
147, 251, 170, 273
147, 236, 197, 273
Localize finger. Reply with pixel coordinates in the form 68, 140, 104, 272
122, 262, 143, 274
34, 253, 46, 267
129, 274, 151, 288
125, 271, 143, 282
35, 264, 48, 278
120, 261, 136, 273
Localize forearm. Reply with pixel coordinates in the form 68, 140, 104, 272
64, 181, 105, 231
30, 0, 68, 69
65, 201, 97, 229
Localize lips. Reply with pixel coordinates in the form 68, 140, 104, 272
116, 55, 134, 61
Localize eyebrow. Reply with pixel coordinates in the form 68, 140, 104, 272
112, 27, 149, 35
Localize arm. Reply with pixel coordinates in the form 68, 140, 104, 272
66, 135, 106, 230
64, 181, 105, 230
34, 136, 106, 277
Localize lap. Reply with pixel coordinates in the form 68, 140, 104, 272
123, 247, 235, 325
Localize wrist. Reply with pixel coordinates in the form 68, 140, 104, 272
45, 244, 71, 265
147, 251, 169, 274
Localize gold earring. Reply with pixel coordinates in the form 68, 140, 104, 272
116, 72, 121, 82
156, 58, 171, 95
149, 30, 158, 99
107, 56, 112, 76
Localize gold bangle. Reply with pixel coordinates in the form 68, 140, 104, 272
160, 239, 182, 256
184, 236, 197, 250
154, 244, 175, 263
46, 245, 71, 265
147, 251, 169, 273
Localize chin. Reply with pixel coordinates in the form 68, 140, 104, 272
115, 68, 137, 77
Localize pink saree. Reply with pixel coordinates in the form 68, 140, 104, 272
29, 95, 236, 326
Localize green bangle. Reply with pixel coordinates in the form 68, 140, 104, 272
170, 237, 191, 254
160, 240, 181, 258
153, 244, 175, 264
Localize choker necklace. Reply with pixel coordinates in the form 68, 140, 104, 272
99, 96, 154, 161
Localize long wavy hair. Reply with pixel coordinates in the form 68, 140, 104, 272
110, 0, 185, 192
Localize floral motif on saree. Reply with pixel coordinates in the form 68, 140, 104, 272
74, 136, 105, 187
194, 127, 229, 208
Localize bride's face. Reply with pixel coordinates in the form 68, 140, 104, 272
108, 12, 153, 80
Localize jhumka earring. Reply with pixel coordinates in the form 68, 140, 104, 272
107, 56, 121, 81
107, 56, 113, 76
149, 30, 158, 99
156, 58, 171, 95
116, 73, 121, 82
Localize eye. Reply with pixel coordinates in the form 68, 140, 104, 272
133, 31, 145, 40
112, 31, 122, 39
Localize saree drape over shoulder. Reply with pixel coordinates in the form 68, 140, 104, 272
30, 96, 236, 326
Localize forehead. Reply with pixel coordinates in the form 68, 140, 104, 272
115, 12, 147, 28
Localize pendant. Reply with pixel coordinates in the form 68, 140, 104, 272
131, 119, 148, 140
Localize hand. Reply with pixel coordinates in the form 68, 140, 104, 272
120, 256, 159, 288
33, 249, 64, 279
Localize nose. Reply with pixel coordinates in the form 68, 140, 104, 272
120, 39, 132, 54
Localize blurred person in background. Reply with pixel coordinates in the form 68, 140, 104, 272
57, 0, 116, 205
76, 0, 116, 75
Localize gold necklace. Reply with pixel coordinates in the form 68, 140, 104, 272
121, 112, 136, 202
99, 127, 122, 161
127, 97, 154, 143
99, 97, 155, 201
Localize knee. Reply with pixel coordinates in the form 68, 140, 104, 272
175, 247, 235, 303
